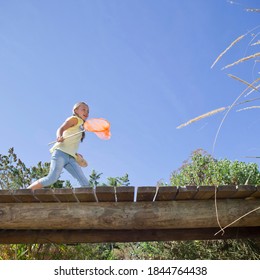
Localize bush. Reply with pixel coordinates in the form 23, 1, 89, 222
170, 149, 260, 186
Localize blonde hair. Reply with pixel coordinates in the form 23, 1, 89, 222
72, 102, 89, 142
72, 101, 89, 115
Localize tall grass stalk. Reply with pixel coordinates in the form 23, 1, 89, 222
228, 74, 260, 91
237, 105, 260, 112
211, 25, 260, 69
212, 83, 254, 154
176, 96, 260, 130
246, 8, 260, 13
176, 107, 226, 129
222, 52, 260, 70
211, 34, 245, 69
215, 206, 260, 236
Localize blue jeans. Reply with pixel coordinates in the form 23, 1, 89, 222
39, 149, 89, 188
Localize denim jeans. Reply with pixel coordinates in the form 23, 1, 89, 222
39, 149, 89, 187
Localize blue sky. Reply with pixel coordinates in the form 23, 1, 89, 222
0, 0, 259, 186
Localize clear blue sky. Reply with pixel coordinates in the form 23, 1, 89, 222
0, 0, 259, 186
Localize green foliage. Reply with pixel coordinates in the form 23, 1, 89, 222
89, 170, 103, 187
119, 173, 130, 186
170, 149, 260, 186
0, 148, 73, 189
0, 243, 116, 260
89, 170, 130, 187
0, 148, 31, 189
110, 240, 260, 260
0, 239, 259, 260
107, 173, 130, 187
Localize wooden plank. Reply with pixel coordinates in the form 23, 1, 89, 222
115, 187, 135, 202
0, 190, 17, 203
73, 188, 96, 202
154, 186, 178, 201
12, 189, 39, 203
136, 186, 156, 201
250, 185, 260, 198
0, 199, 259, 230
96, 187, 116, 202
216, 185, 237, 198
53, 189, 78, 202
232, 185, 257, 199
175, 186, 197, 200
194, 186, 216, 200
34, 189, 59, 202
1, 227, 260, 244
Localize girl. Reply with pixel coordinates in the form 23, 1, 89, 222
28, 102, 90, 190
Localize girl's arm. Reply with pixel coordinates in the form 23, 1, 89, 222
56, 117, 78, 142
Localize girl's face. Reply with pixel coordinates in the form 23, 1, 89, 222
75, 104, 89, 120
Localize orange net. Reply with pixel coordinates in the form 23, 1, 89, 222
84, 118, 111, 140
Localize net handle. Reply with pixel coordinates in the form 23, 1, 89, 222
48, 130, 85, 146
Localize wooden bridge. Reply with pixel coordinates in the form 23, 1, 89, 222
0, 185, 259, 244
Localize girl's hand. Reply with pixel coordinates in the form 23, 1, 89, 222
57, 136, 64, 142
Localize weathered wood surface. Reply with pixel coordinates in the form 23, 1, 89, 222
0, 199, 259, 230
0, 185, 259, 203
0, 186, 259, 243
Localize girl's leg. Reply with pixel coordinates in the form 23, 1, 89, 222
64, 157, 89, 187
27, 150, 65, 190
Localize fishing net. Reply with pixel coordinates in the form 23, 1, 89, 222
84, 118, 111, 140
